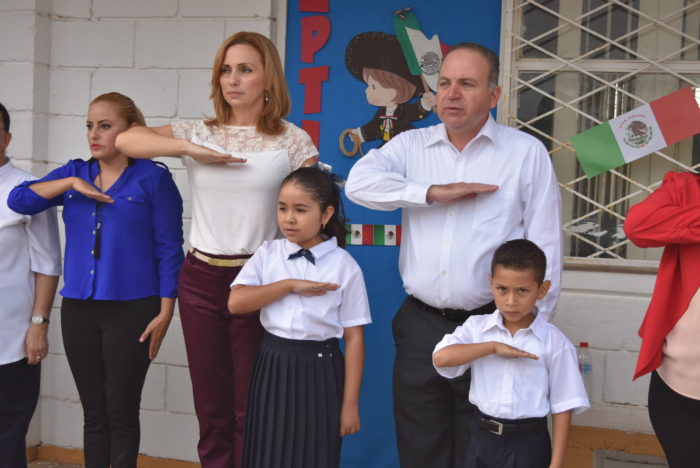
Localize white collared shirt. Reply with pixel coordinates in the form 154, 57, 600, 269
433, 310, 589, 419
232, 237, 372, 340
0, 160, 62, 365
345, 115, 563, 319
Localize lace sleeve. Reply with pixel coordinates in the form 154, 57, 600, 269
284, 123, 319, 170
170, 120, 199, 141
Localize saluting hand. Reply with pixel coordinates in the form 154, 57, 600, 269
493, 342, 539, 360
289, 280, 340, 297
185, 141, 247, 165
426, 182, 498, 204
71, 177, 114, 203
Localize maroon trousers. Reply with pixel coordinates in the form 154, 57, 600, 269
178, 251, 264, 468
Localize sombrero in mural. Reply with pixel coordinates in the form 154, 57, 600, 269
345, 31, 423, 97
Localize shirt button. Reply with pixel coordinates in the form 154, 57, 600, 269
92, 230, 96, 235
91, 212, 96, 216
317, 353, 323, 358
90, 270, 94, 275
442, 270, 448, 275
90, 250, 94, 255
127, 196, 132, 200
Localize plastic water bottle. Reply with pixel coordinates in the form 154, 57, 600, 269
577, 342, 593, 398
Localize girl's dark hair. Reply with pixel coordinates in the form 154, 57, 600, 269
281, 166, 348, 248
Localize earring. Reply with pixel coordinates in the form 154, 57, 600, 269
322, 223, 326, 230
264, 91, 270, 103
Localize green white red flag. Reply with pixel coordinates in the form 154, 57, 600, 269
571, 86, 700, 178
393, 9, 443, 91
346, 224, 401, 246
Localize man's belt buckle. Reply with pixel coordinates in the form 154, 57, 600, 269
487, 419, 503, 435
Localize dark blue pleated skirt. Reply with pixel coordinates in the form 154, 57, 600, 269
242, 331, 344, 468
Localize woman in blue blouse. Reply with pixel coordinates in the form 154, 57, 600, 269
8, 92, 183, 468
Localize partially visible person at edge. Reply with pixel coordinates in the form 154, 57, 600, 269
0, 101, 61, 468
8, 92, 184, 468
115, 32, 318, 468
624, 169, 700, 468
345, 42, 563, 468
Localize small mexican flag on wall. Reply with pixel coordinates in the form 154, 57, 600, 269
346, 224, 401, 246
571, 86, 700, 178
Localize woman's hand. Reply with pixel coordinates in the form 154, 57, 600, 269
139, 310, 173, 360
185, 141, 247, 165
339, 401, 361, 437
71, 177, 114, 203
288, 279, 340, 296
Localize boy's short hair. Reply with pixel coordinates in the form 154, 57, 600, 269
491, 239, 546, 284
0, 101, 9, 132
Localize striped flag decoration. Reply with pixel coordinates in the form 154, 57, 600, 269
571, 86, 700, 178
346, 224, 402, 246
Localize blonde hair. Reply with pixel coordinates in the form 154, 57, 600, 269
90, 92, 146, 126
206, 31, 290, 135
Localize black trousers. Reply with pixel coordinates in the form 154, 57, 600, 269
648, 370, 700, 468
392, 297, 475, 468
61, 296, 159, 468
0, 359, 40, 468
464, 414, 551, 468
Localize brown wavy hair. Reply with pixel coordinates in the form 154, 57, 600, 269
90, 92, 146, 126
206, 32, 290, 135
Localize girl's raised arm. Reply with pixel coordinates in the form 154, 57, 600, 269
228, 280, 339, 314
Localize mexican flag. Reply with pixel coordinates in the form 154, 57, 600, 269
571, 86, 700, 178
393, 10, 444, 91
346, 224, 402, 246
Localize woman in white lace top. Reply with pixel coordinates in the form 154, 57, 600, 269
116, 31, 318, 468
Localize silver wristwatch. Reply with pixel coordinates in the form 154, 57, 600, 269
31, 314, 50, 325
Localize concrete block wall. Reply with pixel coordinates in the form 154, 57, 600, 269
554, 268, 657, 435
2, 0, 277, 462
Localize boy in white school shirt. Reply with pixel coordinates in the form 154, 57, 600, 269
433, 239, 588, 468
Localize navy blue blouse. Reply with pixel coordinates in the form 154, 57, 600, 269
8, 158, 184, 300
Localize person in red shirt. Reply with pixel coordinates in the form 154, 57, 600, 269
624, 170, 700, 467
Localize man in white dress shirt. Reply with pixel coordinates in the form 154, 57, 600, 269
345, 43, 563, 468
0, 102, 61, 467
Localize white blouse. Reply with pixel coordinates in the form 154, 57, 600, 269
171, 120, 317, 255
232, 238, 372, 341
434, 309, 589, 419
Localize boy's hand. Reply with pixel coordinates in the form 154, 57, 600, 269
339, 402, 360, 437
493, 342, 539, 360
288, 279, 340, 296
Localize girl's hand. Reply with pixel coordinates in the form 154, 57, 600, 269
493, 342, 539, 360
71, 177, 114, 203
139, 311, 173, 360
288, 280, 340, 296
339, 402, 360, 436
185, 141, 247, 165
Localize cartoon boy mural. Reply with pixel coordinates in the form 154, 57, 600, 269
343, 31, 436, 151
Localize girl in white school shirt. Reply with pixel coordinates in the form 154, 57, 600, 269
228, 166, 371, 468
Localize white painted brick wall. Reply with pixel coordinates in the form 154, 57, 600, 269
6, 0, 276, 461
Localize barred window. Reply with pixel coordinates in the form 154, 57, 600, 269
501, 0, 700, 266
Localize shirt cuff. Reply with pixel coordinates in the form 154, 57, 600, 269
404, 181, 431, 205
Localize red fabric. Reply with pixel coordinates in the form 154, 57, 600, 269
649, 87, 700, 146
623, 171, 700, 380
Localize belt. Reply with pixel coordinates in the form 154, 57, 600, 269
189, 248, 249, 268
408, 295, 495, 323
474, 408, 547, 436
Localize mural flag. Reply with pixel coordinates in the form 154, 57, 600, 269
346, 224, 402, 246
571, 86, 700, 178
393, 10, 443, 91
